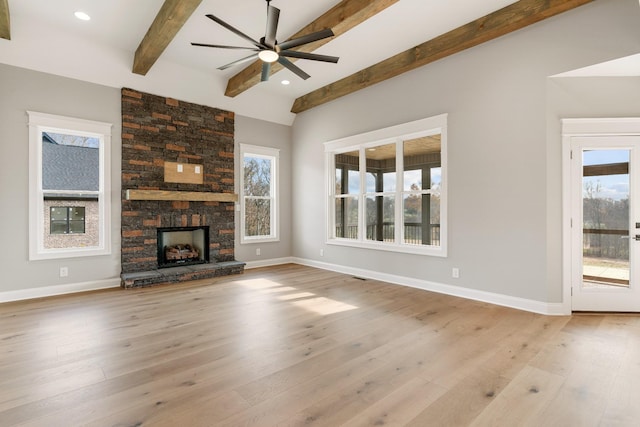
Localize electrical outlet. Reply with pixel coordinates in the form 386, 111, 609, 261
60, 267, 69, 278
256, 248, 261, 256
320, 249, 324, 257
452, 267, 460, 279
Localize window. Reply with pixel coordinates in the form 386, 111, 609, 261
28, 111, 111, 260
325, 114, 447, 256
50, 206, 86, 234
240, 144, 279, 243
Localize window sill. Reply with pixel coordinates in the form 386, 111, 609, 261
326, 238, 446, 257
241, 236, 280, 245
30, 246, 111, 261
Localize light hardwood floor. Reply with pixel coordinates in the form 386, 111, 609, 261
1, 264, 640, 426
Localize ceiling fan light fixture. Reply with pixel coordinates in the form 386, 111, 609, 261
258, 50, 279, 63
74, 11, 91, 21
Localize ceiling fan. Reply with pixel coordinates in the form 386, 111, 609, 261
191, 0, 339, 82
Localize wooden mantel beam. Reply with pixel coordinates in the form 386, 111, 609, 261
133, 0, 203, 75
291, 0, 593, 114
224, 0, 399, 98
0, 0, 10, 40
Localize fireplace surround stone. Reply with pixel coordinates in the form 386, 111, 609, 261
120, 88, 244, 288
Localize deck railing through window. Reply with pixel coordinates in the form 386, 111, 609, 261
336, 223, 440, 246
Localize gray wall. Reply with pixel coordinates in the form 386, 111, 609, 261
234, 115, 293, 263
0, 63, 122, 292
290, 0, 640, 303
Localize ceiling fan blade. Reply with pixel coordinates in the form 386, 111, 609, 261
264, 5, 280, 48
191, 42, 259, 51
278, 57, 310, 80
217, 53, 259, 70
261, 62, 271, 82
280, 50, 339, 63
206, 14, 265, 49
277, 28, 334, 51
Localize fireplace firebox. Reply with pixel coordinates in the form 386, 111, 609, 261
157, 226, 209, 268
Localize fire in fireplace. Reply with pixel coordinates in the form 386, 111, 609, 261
157, 226, 210, 268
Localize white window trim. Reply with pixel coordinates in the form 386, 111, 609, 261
239, 143, 280, 244
324, 114, 448, 257
28, 111, 112, 260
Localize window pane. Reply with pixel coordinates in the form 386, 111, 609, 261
404, 169, 422, 191
366, 143, 396, 192
335, 196, 358, 239
366, 172, 377, 193
403, 194, 440, 246
366, 195, 395, 242
383, 172, 396, 192
430, 194, 441, 246
335, 151, 359, 195
42, 132, 99, 192
69, 220, 85, 234
50, 207, 68, 221
51, 221, 68, 235
347, 170, 360, 195
245, 198, 271, 237
404, 135, 441, 191
431, 167, 442, 192
244, 156, 272, 197
69, 207, 85, 220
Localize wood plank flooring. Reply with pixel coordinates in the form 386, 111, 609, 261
1, 264, 640, 426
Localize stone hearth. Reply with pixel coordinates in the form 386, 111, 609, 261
120, 88, 244, 288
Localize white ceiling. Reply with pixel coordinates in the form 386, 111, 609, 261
2, 0, 635, 125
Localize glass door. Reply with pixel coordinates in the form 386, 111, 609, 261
571, 136, 640, 311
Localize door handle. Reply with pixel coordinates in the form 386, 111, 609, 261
620, 235, 640, 240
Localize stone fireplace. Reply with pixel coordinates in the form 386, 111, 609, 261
157, 226, 209, 268
120, 88, 244, 288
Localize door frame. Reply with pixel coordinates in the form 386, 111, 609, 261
562, 118, 640, 313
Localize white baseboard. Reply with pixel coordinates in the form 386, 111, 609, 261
291, 257, 569, 316
243, 257, 296, 270
0, 278, 121, 304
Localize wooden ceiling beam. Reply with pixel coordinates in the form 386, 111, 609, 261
292, 0, 593, 114
133, 0, 203, 75
0, 0, 10, 40
224, 0, 399, 98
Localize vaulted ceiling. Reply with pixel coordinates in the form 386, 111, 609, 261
0, 0, 619, 125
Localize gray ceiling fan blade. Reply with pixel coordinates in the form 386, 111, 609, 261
264, 5, 280, 48
217, 53, 259, 70
278, 57, 310, 80
261, 62, 271, 82
191, 42, 259, 51
280, 50, 339, 63
277, 28, 334, 51
206, 14, 265, 49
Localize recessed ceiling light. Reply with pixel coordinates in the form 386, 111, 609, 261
74, 11, 91, 21
281, 80, 290, 85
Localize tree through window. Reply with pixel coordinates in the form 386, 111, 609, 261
240, 144, 279, 243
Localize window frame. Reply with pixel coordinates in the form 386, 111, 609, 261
239, 143, 280, 244
28, 111, 112, 260
324, 114, 448, 257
